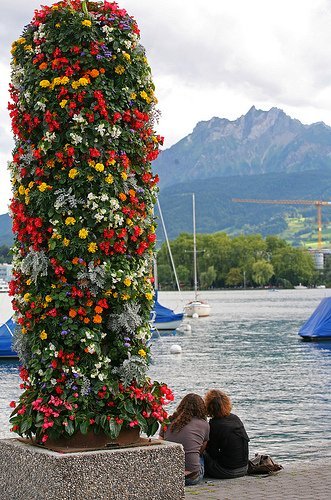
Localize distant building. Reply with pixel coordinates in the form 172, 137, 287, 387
0, 263, 13, 282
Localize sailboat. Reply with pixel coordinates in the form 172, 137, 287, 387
184, 193, 211, 317
0, 317, 18, 358
152, 198, 184, 330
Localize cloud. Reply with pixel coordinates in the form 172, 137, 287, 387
1, 0, 331, 213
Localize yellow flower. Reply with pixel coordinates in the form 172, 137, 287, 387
69, 168, 78, 179
82, 19, 92, 27
55, 23, 61, 28
123, 277, 132, 287
26, 279, 32, 286
21, 327, 27, 335
79, 228, 89, 239
121, 294, 130, 301
23, 293, 31, 302
24, 45, 32, 52
45, 295, 53, 303
71, 80, 80, 89
121, 172, 128, 180
18, 185, 25, 195
17, 37, 26, 45
38, 182, 49, 192
63, 238, 70, 247
79, 77, 89, 86
126, 218, 133, 226
115, 65, 125, 75
138, 349, 147, 358
60, 76, 69, 85
40, 330, 47, 340
145, 292, 153, 301
105, 174, 114, 184
140, 91, 148, 100
122, 52, 131, 61
53, 77, 62, 86
28, 181, 34, 189
113, 292, 119, 298
40, 80, 51, 88
87, 175, 94, 181
60, 99, 67, 108
94, 162, 105, 172
65, 217, 76, 226
88, 242, 98, 253
130, 92, 136, 100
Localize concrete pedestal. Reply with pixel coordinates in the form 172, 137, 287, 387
0, 438, 185, 500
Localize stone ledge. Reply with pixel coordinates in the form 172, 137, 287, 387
0, 438, 185, 500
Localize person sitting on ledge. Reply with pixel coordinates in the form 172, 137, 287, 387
203, 389, 249, 479
159, 393, 209, 486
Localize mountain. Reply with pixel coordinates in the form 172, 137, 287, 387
156, 169, 331, 245
154, 106, 331, 188
0, 213, 13, 247
2, 107, 331, 248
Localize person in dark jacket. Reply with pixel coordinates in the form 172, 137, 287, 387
203, 389, 249, 479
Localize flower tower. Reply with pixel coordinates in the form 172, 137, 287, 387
8, 0, 173, 445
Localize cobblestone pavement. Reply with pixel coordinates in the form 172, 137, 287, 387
185, 460, 331, 499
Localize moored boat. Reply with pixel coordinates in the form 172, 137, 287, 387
184, 193, 211, 317
184, 299, 211, 317
299, 297, 331, 341
0, 317, 18, 358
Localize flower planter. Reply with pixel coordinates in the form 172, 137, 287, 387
44, 426, 140, 450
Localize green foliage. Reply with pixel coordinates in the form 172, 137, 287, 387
157, 232, 316, 289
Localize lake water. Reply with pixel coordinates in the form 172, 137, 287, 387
1, 289, 331, 464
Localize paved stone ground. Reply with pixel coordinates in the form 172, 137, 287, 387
185, 460, 331, 499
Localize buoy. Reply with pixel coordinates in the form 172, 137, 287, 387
170, 344, 182, 354
192, 312, 199, 319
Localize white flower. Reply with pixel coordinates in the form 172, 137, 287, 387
72, 113, 87, 124
109, 125, 121, 138
100, 194, 109, 202
69, 133, 83, 145
96, 123, 106, 136
94, 213, 104, 222
50, 378, 57, 386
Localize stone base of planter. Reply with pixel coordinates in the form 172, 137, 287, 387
0, 438, 185, 500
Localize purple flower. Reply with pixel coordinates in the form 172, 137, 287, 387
61, 330, 68, 336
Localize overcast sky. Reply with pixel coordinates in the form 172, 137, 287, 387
1, 0, 331, 215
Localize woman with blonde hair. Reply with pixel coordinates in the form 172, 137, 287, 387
160, 393, 209, 486
204, 389, 249, 479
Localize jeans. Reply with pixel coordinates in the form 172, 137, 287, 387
204, 451, 248, 479
185, 456, 205, 486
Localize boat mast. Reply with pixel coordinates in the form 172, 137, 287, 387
192, 193, 198, 300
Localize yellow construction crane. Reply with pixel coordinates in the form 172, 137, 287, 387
232, 198, 331, 249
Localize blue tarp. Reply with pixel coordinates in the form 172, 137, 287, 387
153, 291, 184, 325
0, 317, 18, 357
299, 297, 331, 339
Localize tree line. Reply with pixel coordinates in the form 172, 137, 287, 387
156, 232, 330, 290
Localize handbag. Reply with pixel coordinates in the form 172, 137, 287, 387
247, 453, 283, 475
